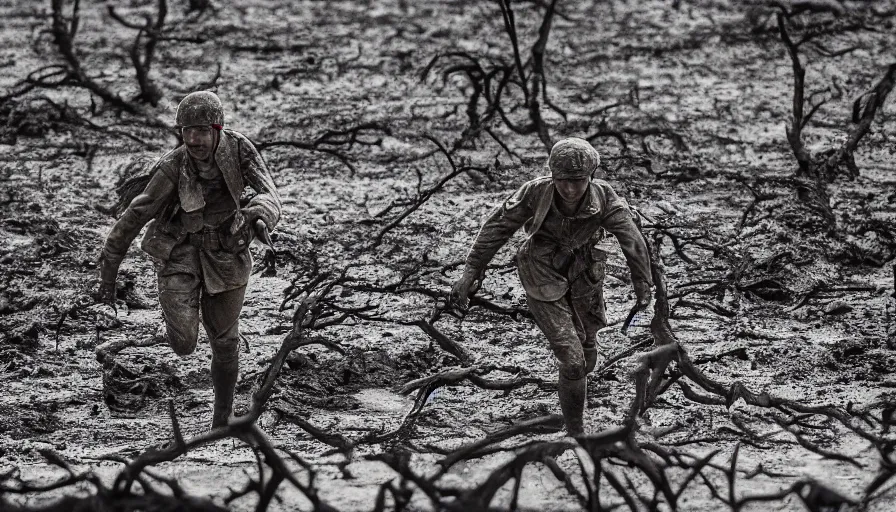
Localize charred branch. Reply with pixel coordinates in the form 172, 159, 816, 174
257, 123, 391, 174
372, 134, 492, 245
107, 0, 168, 105
777, 12, 812, 176
774, 8, 896, 228
819, 62, 896, 181
423, 0, 559, 152
460, 440, 574, 509
75, 279, 348, 510
436, 414, 564, 471
0, 451, 229, 511
49, 0, 140, 114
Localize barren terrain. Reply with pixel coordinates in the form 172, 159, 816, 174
1, 1, 896, 511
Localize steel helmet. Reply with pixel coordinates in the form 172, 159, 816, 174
547, 138, 601, 179
175, 91, 224, 128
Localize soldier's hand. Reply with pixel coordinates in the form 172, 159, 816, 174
96, 253, 121, 307
242, 208, 267, 232
94, 279, 118, 313
448, 277, 474, 315
634, 280, 652, 311
252, 246, 276, 276
251, 219, 277, 276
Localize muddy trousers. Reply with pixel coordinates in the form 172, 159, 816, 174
527, 287, 606, 436
157, 245, 247, 428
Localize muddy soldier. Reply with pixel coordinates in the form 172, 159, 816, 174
97, 91, 281, 428
450, 138, 652, 435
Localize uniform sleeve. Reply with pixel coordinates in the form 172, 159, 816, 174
599, 185, 653, 286
101, 166, 176, 269
464, 182, 537, 275
239, 137, 281, 231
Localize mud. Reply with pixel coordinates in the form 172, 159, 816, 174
2, 0, 896, 511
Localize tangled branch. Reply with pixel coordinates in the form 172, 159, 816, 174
256, 122, 392, 174
775, 7, 896, 228
422, 0, 560, 152
372, 134, 492, 245
47, 0, 141, 114
107, 0, 168, 105
328, 223, 893, 510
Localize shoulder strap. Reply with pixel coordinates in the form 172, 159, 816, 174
113, 156, 158, 218
523, 178, 554, 240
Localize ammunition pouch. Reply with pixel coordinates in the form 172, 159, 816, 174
141, 219, 184, 261
588, 247, 607, 285
218, 217, 251, 254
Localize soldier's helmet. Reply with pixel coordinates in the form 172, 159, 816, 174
175, 91, 224, 128
547, 138, 600, 179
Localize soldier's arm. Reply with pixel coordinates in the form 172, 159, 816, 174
598, 185, 653, 290
462, 182, 537, 279
238, 136, 281, 231
101, 166, 176, 272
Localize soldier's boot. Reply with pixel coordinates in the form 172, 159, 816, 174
558, 374, 586, 436
210, 337, 240, 429
584, 345, 598, 374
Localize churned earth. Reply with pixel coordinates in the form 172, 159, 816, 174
1, 0, 895, 511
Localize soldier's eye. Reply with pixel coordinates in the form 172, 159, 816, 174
182, 126, 212, 137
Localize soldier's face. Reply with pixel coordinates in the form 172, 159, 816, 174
182, 125, 217, 161
554, 177, 590, 203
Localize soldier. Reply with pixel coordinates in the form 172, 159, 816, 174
450, 137, 652, 436
97, 91, 281, 428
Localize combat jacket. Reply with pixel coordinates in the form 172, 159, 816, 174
464, 177, 652, 302
101, 129, 281, 293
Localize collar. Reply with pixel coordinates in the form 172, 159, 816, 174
178, 130, 241, 213
178, 156, 206, 213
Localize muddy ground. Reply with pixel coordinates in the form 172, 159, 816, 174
1, 0, 896, 511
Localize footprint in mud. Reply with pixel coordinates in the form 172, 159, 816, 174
0, 402, 63, 439
102, 358, 183, 414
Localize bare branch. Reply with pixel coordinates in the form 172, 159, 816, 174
777, 12, 812, 175
820, 62, 896, 181
50, 0, 141, 114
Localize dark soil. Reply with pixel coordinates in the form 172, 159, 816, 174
1, 0, 895, 511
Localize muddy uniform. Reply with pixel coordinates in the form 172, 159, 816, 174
464, 176, 652, 379
100, 129, 280, 425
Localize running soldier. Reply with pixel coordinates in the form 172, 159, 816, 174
97, 91, 281, 428
450, 137, 652, 435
